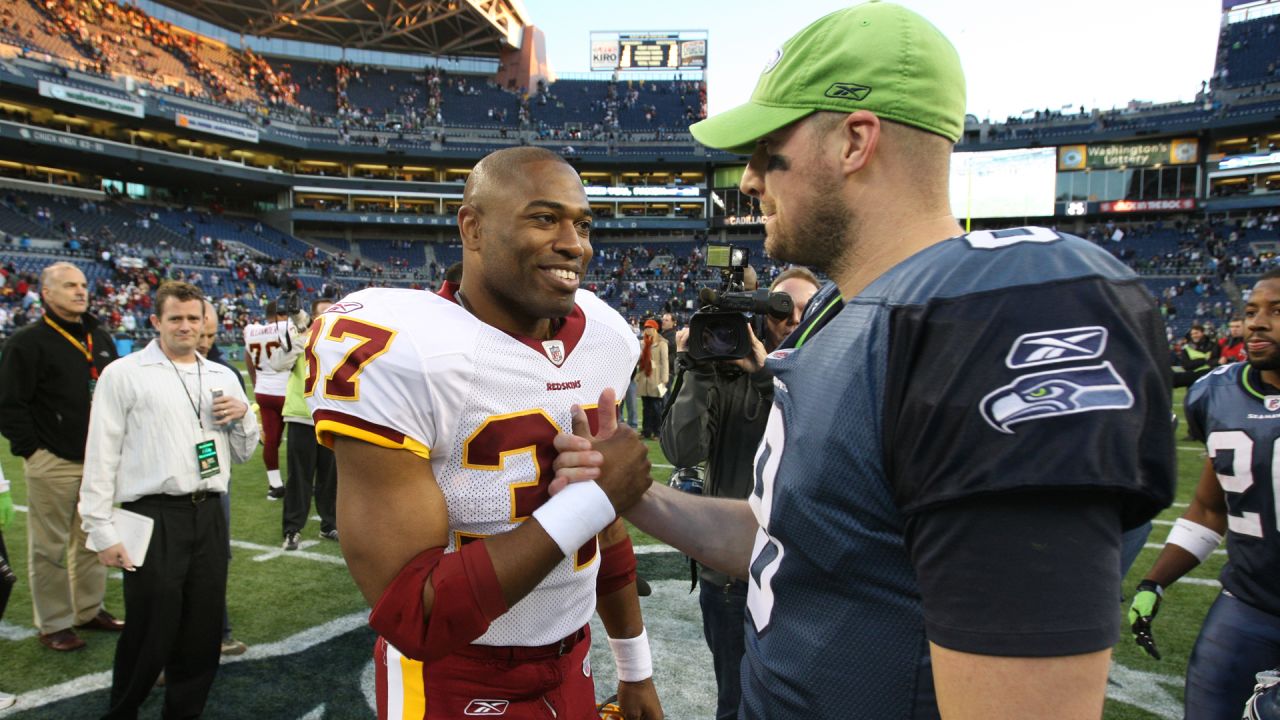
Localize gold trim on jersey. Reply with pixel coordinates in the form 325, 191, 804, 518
314, 415, 431, 460
453, 530, 488, 549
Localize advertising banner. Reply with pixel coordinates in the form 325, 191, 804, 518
1058, 139, 1198, 171
175, 113, 259, 143
38, 80, 144, 118
1098, 198, 1196, 213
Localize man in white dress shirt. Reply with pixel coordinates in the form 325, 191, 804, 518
79, 281, 259, 720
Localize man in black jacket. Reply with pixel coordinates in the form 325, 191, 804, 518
657, 267, 819, 720
0, 261, 122, 652
1174, 323, 1221, 388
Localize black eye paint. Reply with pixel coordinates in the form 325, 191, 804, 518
766, 154, 790, 172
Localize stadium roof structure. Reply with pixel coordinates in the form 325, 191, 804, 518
158, 0, 528, 56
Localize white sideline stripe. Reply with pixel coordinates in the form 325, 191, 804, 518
0, 612, 369, 717
1153, 519, 1174, 526
230, 539, 346, 565
1144, 542, 1226, 557
1180, 577, 1223, 587
1177, 446, 1203, 453
633, 543, 677, 555
0, 621, 36, 641
1107, 661, 1184, 719
13, 504, 26, 513
653, 463, 674, 470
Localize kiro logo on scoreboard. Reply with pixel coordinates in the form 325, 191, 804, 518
591, 40, 619, 70
589, 30, 708, 71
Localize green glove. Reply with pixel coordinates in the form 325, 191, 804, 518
0, 491, 13, 530
1127, 580, 1163, 660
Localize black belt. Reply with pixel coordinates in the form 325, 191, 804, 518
134, 490, 222, 505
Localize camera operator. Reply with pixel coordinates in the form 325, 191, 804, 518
658, 266, 820, 720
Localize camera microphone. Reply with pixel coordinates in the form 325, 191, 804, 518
698, 287, 720, 306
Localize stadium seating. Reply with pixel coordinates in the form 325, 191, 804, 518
1219, 15, 1280, 88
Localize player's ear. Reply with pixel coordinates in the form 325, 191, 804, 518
835, 110, 879, 177
458, 204, 483, 251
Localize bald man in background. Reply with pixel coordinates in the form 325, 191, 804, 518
0, 262, 122, 652
196, 299, 249, 655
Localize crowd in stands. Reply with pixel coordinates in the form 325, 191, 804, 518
4, 204, 1280, 355
0, 0, 706, 144
1217, 14, 1280, 89
1087, 212, 1280, 280
17, 0, 298, 110
4, 0, 1280, 151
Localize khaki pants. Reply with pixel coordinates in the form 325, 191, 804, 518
24, 449, 106, 634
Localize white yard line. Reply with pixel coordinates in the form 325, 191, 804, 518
230, 539, 346, 566
0, 612, 369, 717
0, 622, 36, 641
1106, 661, 1185, 720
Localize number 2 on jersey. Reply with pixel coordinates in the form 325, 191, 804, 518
1207, 430, 1280, 537
464, 408, 602, 569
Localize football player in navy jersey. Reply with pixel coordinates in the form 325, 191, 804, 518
1128, 270, 1280, 720
552, 3, 1174, 719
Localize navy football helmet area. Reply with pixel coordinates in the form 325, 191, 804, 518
1245, 669, 1280, 720
668, 466, 705, 494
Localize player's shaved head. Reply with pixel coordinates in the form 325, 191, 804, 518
463, 147, 574, 209
455, 146, 593, 338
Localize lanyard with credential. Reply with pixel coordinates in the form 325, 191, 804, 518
169, 357, 204, 431
44, 315, 100, 396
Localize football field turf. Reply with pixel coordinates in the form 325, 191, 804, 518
0, 388, 1226, 719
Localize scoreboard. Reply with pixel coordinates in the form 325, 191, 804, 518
590, 31, 707, 71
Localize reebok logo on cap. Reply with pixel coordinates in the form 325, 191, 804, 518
824, 83, 872, 101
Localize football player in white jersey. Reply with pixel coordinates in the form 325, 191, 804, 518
243, 304, 292, 499
307, 147, 662, 720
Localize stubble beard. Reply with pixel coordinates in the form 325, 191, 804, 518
766, 193, 852, 275
1249, 351, 1280, 373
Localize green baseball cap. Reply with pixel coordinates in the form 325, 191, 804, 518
690, 0, 966, 154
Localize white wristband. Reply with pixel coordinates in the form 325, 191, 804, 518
608, 628, 653, 682
1166, 518, 1223, 562
531, 481, 615, 558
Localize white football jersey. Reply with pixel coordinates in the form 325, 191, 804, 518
243, 320, 291, 396
306, 287, 639, 647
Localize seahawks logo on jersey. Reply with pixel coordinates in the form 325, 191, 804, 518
979, 362, 1134, 434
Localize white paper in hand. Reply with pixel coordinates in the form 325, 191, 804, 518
111, 508, 154, 567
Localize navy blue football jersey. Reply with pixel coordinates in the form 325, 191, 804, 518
741, 227, 1175, 720
1185, 363, 1280, 616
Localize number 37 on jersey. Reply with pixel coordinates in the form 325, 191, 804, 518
303, 312, 601, 566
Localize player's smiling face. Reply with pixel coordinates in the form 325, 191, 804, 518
468, 160, 593, 335
1244, 278, 1280, 373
